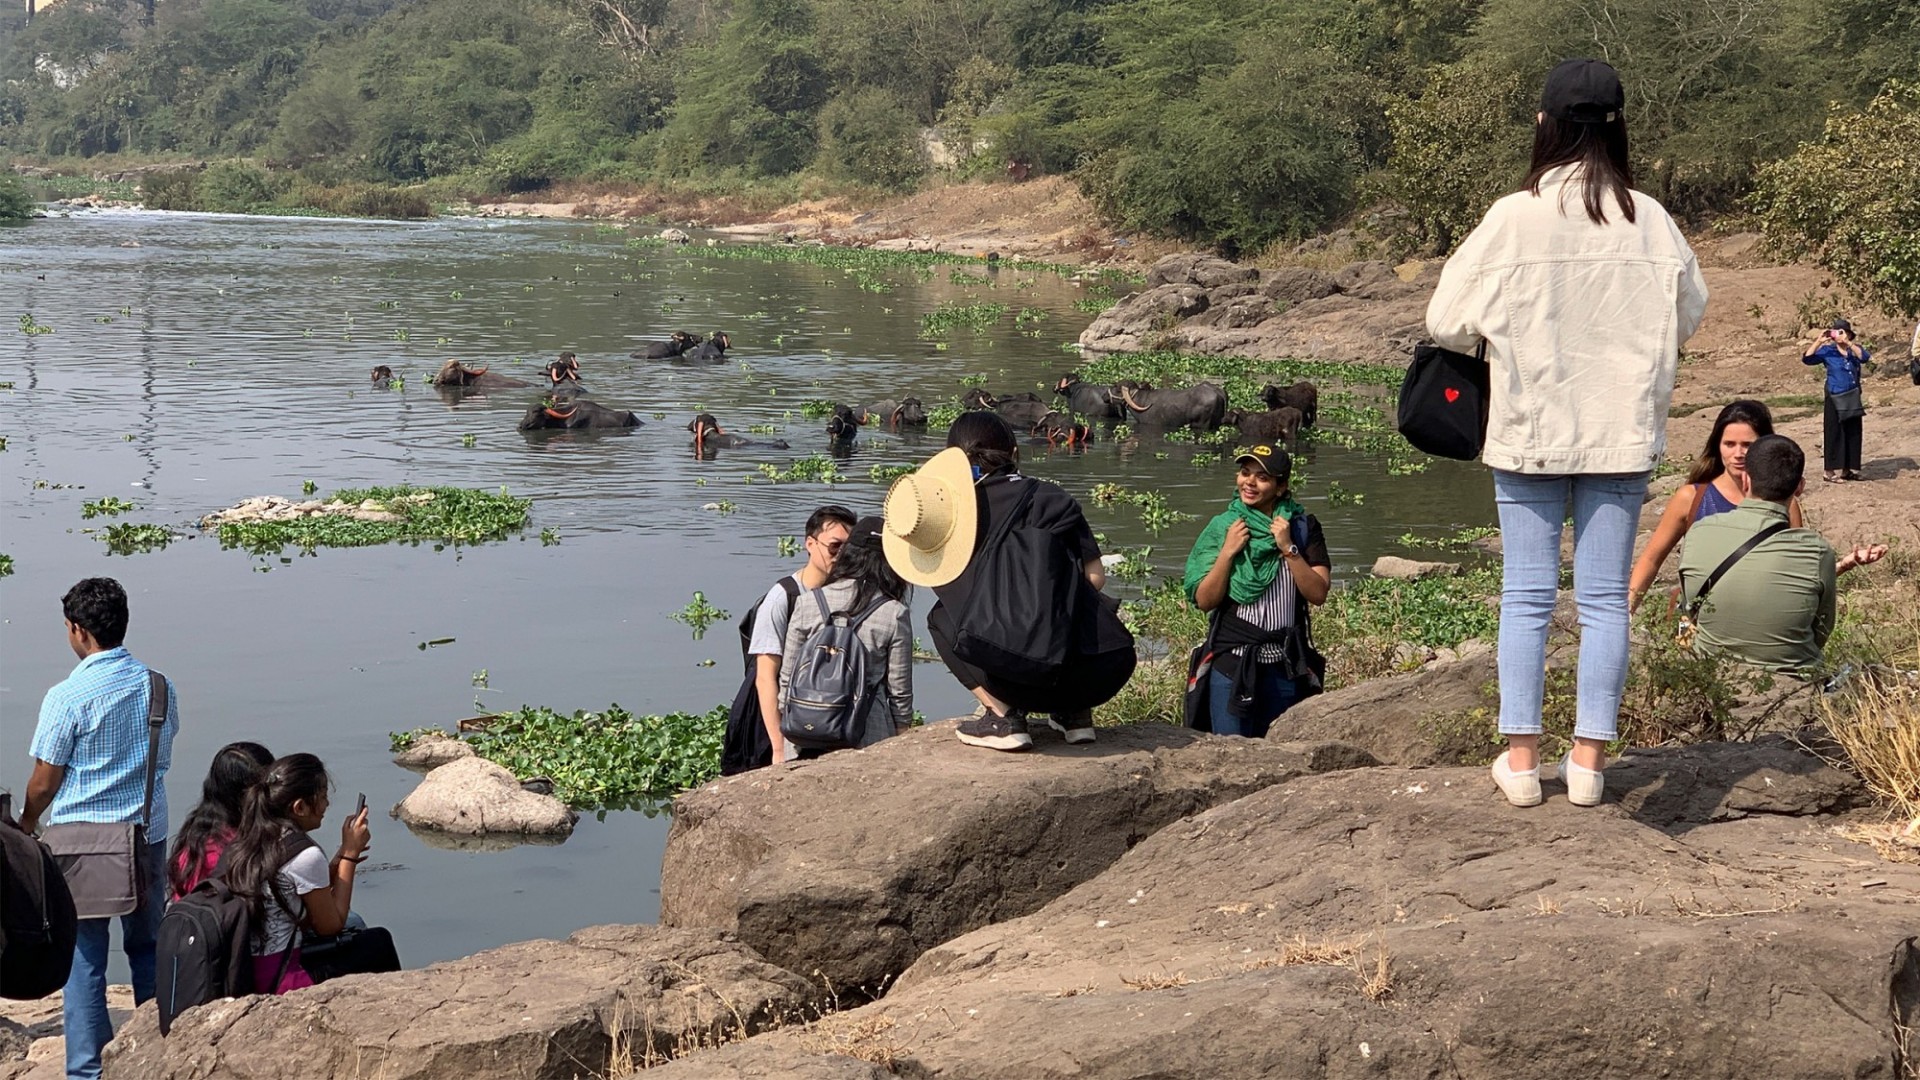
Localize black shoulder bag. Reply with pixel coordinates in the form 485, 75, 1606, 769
43, 671, 168, 919
1674, 523, 1790, 648
1397, 341, 1490, 460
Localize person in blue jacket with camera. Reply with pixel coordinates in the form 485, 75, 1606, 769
1802, 318, 1870, 482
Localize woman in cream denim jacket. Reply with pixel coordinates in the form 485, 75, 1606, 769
1426, 59, 1709, 811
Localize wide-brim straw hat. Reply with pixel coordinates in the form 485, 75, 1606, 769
882, 447, 979, 587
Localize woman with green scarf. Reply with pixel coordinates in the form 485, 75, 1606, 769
1182, 444, 1331, 736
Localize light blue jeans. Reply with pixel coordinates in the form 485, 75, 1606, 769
64, 842, 167, 1080
1492, 470, 1650, 742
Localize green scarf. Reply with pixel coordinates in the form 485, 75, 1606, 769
1184, 497, 1307, 606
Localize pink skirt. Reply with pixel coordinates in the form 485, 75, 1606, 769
252, 949, 314, 995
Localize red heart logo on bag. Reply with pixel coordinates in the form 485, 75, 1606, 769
1444, 387, 1461, 403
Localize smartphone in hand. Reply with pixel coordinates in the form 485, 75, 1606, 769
355, 792, 367, 817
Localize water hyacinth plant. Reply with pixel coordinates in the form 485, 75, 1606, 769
213, 485, 533, 554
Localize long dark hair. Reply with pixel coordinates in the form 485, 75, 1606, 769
221, 754, 330, 931
1685, 399, 1775, 485
826, 517, 909, 617
946, 410, 1019, 477
1523, 113, 1636, 226
167, 741, 274, 896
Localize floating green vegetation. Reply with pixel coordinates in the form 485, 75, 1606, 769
99, 523, 174, 555
777, 535, 800, 557
0, 554, 13, 578
868, 464, 914, 483
1396, 526, 1499, 550
667, 591, 728, 638
1072, 284, 1120, 314
81, 497, 136, 519
925, 400, 962, 429
18, 314, 53, 336
671, 242, 1068, 277
539, 528, 560, 546
213, 485, 532, 554
921, 301, 1008, 337
1077, 350, 1404, 416
398, 703, 728, 809
799, 399, 836, 419
759, 454, 844, 484
746, 423, 782, 434
1319, 568, 1502, 653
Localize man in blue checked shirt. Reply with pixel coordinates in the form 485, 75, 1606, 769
19, 578, 178, 1080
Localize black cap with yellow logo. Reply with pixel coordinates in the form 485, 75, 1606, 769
1235, 444, 1291, 477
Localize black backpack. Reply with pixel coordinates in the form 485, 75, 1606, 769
721, 576, 802, 775
951, 481, 1082, 683
155, 832, 315, 1034
0, 793, 78, 1001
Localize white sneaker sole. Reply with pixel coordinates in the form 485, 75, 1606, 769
956, 729, 1033, 751
1046, 718, 1095, 744
1557, 757, 1605, 807
1491, 751, 1543, 807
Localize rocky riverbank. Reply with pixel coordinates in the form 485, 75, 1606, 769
70, 718, 1920, 1080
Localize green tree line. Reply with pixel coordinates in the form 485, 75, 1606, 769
3, 0, 1917, 295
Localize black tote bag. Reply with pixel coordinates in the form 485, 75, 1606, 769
1397, 341, 1490, 461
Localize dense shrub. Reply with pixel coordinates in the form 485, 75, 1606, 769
195, 160, 284, 212
814, 87, 926, 191
139, 169, 200, 211
0, 173, 32, 221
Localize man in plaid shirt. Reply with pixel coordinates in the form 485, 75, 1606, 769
20, 578, 178, 1080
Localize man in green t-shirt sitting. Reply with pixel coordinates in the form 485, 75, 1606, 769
1678, 435, 1836, 675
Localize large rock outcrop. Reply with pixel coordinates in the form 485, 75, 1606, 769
647, 737, 1902, 1079
1081, 252, 1437, 365
103, 927, 822, 1080
1280, 648, 1500, 765
659, 724, 1377, 996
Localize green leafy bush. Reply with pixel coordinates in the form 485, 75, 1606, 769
0, 174, 32, 222
1752, 82, 1920, 319
213, 484, 531, 553
140, 170, 201, 211
814, 86, 926, 192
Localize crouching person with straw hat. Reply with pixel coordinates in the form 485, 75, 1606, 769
883, 412, 1136, 751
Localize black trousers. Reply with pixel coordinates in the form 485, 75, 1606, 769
1823, 393, 1863, 472
927, 602, 1136, 716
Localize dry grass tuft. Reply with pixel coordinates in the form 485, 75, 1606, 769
1242, 934, 1393, 1002
1668, 891, 1801, 919
797, 1014, 913, 1071
1834, 818, 1920, 863
1047, 984, 1098, 998
1119, 970, 1192, 991
1357, 948, 1393, 1002
1819, 662, 1920, 818
1528, 895, 1562, 917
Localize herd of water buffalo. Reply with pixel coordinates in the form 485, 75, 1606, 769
365, 331, 1321, 451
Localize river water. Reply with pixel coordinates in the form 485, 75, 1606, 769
0, 210, 1494, 968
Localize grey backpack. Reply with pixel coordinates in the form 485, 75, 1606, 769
780, 590, 885, 751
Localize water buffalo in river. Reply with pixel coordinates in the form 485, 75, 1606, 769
1260, 381, 1319, 428
689, 413, 789, 450
1115, 380, 1228, 431
545, 353, 583, 388
1223, 406, 1304, 448
632, 331, 697, 360
371, 365, 394, 387
826, 404, 861, 441
683, 332, 732, 362
962, 388, 1050, 430
517, 399, 642, 430
1053, 373, 1125, 419
858, 398, 929, 428
1032, 410, 1093, 446
434, 359, 529, 389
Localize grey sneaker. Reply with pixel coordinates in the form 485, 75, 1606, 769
1046, 711, 1096, 745
956, 711, 1033, 751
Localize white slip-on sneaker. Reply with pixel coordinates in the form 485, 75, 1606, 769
1557, 755, 1605, 807
1490, 750, 1543, 807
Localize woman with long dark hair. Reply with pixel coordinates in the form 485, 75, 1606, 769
1628, 400, 1803, 612
1426, 59, 1710, 809
167, 741, 274, 900
777, 516, 914, 759
886, 411, 1136, 751
219, 753, 371, 993
1801, 318, 1870, 482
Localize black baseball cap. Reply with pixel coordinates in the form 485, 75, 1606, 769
1235, 444, 1291, 478
1542, 59, 1625, 124
1831, 318, 1854, 337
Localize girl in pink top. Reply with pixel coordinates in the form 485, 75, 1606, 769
166, 741, 274, 901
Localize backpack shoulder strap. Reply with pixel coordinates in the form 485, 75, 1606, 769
142, 670, 168, 832
779, 575, 802, 607
809, 587, 833, 627
980, 477, 1040, 553
1684, 522, 1791, 617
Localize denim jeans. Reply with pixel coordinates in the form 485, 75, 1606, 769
1492, 470, 1650, 743
1209, 661, 1302, 739
64, 842, 167, 1080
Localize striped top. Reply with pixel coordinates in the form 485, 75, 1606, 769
29, 647, 179, 839
1235, 569, 1300, 663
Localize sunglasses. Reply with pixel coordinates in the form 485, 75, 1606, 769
809, 537, 845, 555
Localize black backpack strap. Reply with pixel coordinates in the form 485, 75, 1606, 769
1682, 522, 1791, 620
141, 670, 168, 833
778, 574, 802, 609
979, 477, 1039, 555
